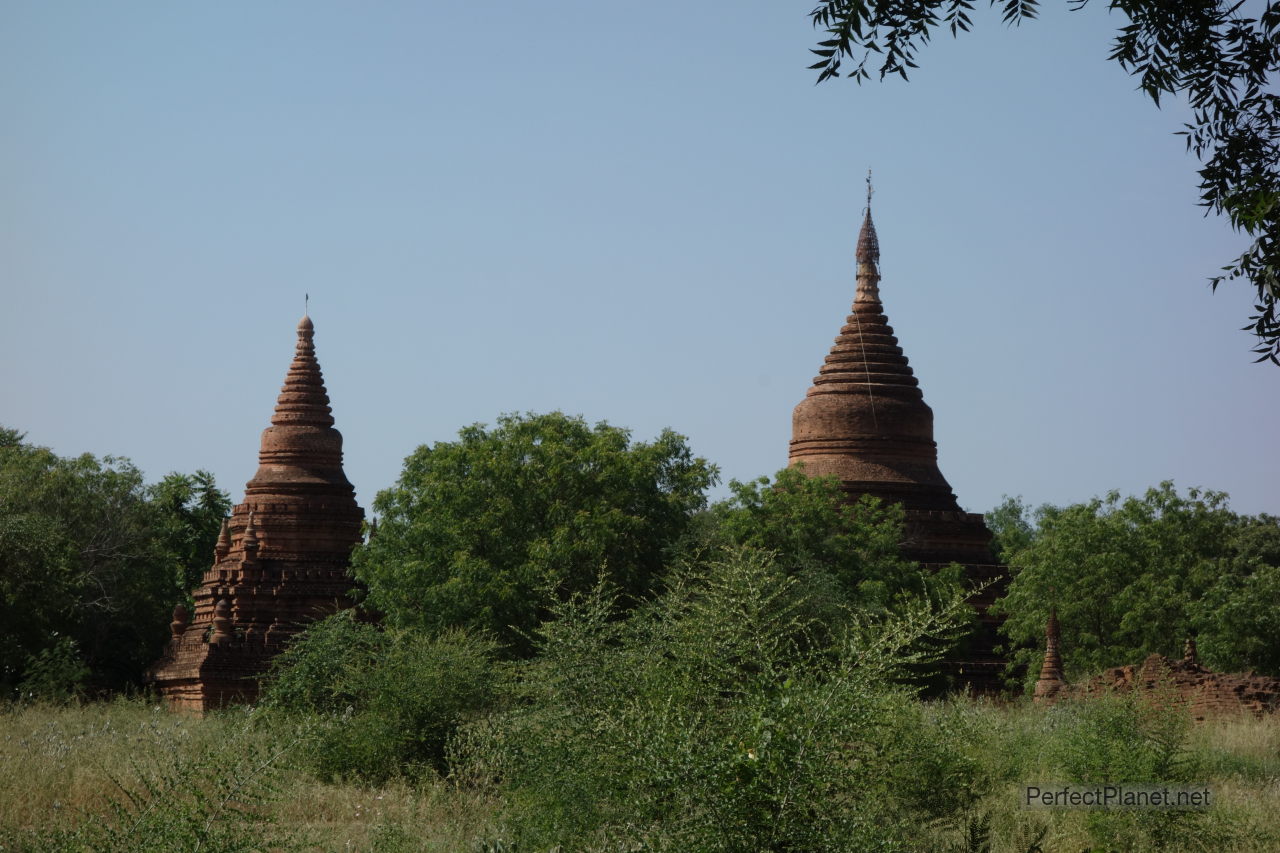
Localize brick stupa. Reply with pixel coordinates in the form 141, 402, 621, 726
1033, 608, 1066, 703
789, 200, 1008, 689
150, 315, 364, 712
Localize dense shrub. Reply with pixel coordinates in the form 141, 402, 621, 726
675, 468, 977, 696
261, 611, 497, 784
1038, 692, 1216, 851
14, 636, 89, 702
454, 547, 981, 850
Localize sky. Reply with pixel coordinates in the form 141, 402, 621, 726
2, 2, 1276, 519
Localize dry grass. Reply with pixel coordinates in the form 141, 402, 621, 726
1190, 711, 1280, 779
270, 779, 499, 851
0, 699, 498, 851
0, 698, 209, 829
969, 703, 1280, 853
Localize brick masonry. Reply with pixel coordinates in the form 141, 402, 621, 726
148, 316, 364, 713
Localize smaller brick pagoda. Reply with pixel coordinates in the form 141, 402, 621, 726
149, 315, 364, 712
1033, 609, 1066, 704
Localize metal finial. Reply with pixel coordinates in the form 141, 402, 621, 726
865, 169, 873, 212
305, 293, 309, 316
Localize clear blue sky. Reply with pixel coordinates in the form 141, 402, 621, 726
3, 2, 1276, 517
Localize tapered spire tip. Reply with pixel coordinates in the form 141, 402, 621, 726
856, 212, 879, 267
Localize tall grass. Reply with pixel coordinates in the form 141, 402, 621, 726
929, 697, 1280, 853
2, 696, 1278, 851
0, 699, 498, 852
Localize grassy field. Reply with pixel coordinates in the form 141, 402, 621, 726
0, 699, 498, 852
2, 697, 1278, 851
938, 700, 1280, 852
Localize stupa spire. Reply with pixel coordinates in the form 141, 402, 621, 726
856, 170, 881, 304
791, 195, 956, 508
246, 315, 353, 497
270, 315, 334, 429
241, 511, 259, 559
214, 518, 230, 560
798, 185, 923, 410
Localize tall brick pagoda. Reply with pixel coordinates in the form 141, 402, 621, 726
789, 194, 1008, 688
150, 315, 364, 712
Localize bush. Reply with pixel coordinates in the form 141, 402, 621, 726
692, 468, 975, 691
14, 636, 89, 703
1047, 692, 1196, 787
455, 547, 981, 850
261, 612, 498, 784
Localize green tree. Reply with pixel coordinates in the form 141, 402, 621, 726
353, 412, 718, 655
699, 466, 964, 615
994, 482, 1280, 684
1195, 513, 1280, 673
0, 427, 229, 695
985, 495, 1037, 564
808, 0, 1280, 363
149, 470, 232, 593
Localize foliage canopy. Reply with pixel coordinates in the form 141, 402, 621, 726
993, 482, 1280, 684
353, 412, 719, 654
700, 466, 967, 618
0, 427, 229, 696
